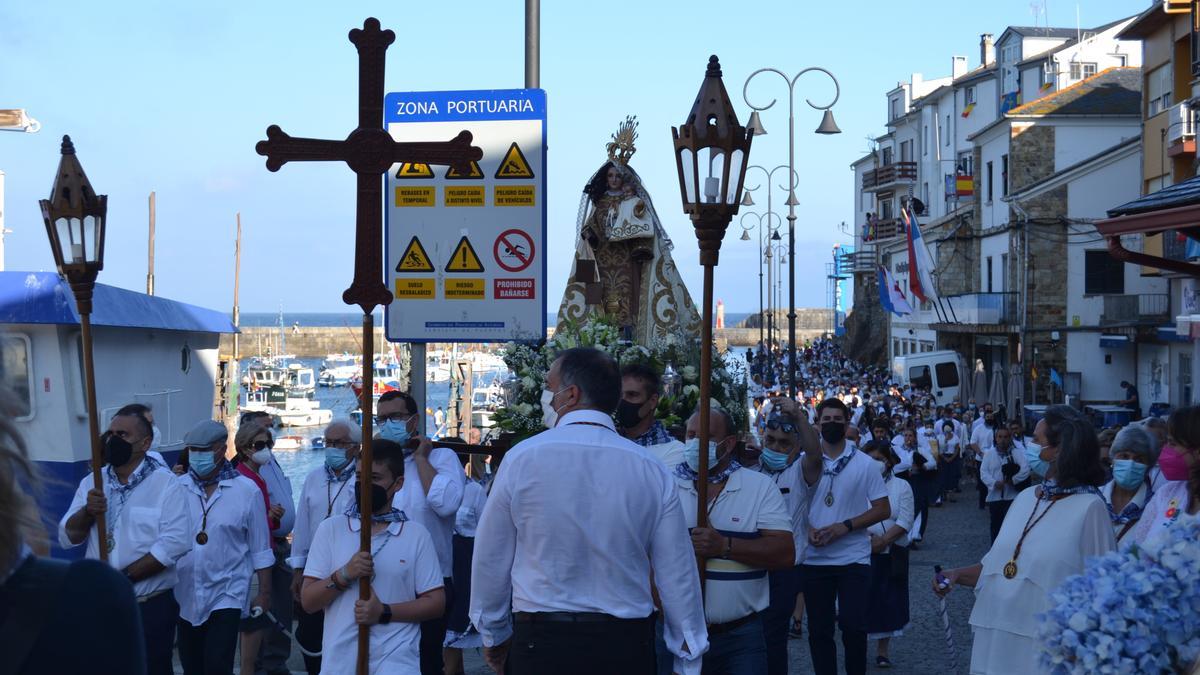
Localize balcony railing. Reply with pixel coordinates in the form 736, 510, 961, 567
862, 161, 918, 191
941, 292, 1019, 326
1168, 102, 1197, 157
1101, 293, 1170, 326
841, 251, 874, 274
862, 217, 905, 243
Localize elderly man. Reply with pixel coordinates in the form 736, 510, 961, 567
618, 363, 684, 468
59, 404, 185, 675
287, 419, 362, 675
471, 347, 706, 675
375, 390, 465, 675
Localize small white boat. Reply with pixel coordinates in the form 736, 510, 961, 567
319, 353, 360, 387
273, 435, 309, 452
286, 363, 316, 393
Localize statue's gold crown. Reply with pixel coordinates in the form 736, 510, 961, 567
606, 116, 638, 166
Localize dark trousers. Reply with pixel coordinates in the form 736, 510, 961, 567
976, 470, 988, 509
704, 613, 767, 675
419, 576, 454, 675
764, 566, 801, 675
178, 608, 241, 675
510, 614, 655, 675
139, 591, 179, 675
802, 563, 871, 675
912, 472, 937, 539
989, 499, 1013, 543
939, 458, 962, 497
256, 543, 293, 674
294, 603, 324, 675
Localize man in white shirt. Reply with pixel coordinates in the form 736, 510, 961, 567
676, 403, 794, 674
904, 427, 938, 543
375, 390, 465, 675
980, 426, 1031, 542
157, 420, 275, 675
618, 363, 684, 468
59, 404, 185, 675
239, 409, 297, 675
301, 439, 445, 675
802, 398, 890, 675
970, 413, 998, 511
289, 419, 362, 675
748, 401, 821, 675
471, 347, 707, 675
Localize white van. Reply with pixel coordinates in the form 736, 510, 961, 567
892, 350, 963, 405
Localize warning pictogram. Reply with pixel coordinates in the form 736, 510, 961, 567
494, 229, 535, 273
396, 237, 434, 273
445, 160, 484, 180
395, 162, 434, 179
494, 142, 534, 179
445, 236, 485, 273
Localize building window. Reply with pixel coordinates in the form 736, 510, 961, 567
944, 115, 950, 145
1114, 54, 1127, 67
1147, 64, 1172, 116
987, 256, 994, 293
1084, 250, 1125, 294
1069, 61, 1098, 80
957, 151, 974, 177
882, 146, 894, 166
0, 334, 33, 420
923, 125, 929, 155
1001, 253, 1009, 291
986, 161, 994, 203
880, 198, 894, 220
890, 97, 900, 120
1002, 154, 1009, 196
900, 140, 913, 162
964, 86, 977, 105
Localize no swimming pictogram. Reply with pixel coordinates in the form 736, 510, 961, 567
494, 229, 535, 273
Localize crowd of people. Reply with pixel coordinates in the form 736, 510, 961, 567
1, 336, 1198, 674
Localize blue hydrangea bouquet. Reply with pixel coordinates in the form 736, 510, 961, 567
1038, 515, 1200, 674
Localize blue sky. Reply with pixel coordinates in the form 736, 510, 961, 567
0, 0, 1139, 314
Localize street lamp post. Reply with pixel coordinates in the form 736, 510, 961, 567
671, 55, 753, 582
738, 210, 780, 351
743, 66, 841, 399
39, 135, 109, 561
742, 164, 792, 354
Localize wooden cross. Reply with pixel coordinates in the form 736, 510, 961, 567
255, 17, 482, 314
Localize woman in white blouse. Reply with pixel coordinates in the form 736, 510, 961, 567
931, 405, 1114, 675
1130, 406, 1200, 546
862, 440, 914, 669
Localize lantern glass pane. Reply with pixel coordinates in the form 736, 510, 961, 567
706, 149, 726, 204
726, 149, 745, 204
85, 216, 101, 263
70, 218, 86, 263
54, 218, 72, 264
680, 148, 697, 205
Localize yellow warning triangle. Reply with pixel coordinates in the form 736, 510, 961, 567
395, 236, 434, 273
494, 142, 534, 179
395, 162, 434, 179
445, 160, 484, 180
445, 236, 485, 273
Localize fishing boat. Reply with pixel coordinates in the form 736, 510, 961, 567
241, 376, 332, 428
286, 363, 316, 394
349, 357, 405, 400
318, 353, 360, 387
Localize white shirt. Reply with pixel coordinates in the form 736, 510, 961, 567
969, 424, 996, 459
392, 446, 465, 578
869, 474, 915, 548
676, 467, 792, 624
937, 433, 961, 458
288, 464, 358, 569
470, 409, 708, 675
304, 515, 443, 675
57, 458, 183, 598
1129, 480, 1190, 547
454, 479, 489, 538
758, 458, 811, 564
804, 444, 888, 566
258, 457, 296, 538
1100, 479, 1152, 543
980, 445, 1030, 503
158, 472, 276, 626
646, 439, 686, 470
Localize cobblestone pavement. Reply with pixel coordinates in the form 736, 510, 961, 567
266, 481, 992, 675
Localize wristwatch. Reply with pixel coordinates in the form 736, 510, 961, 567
379, 603, 393, 625
843, 519, 854, 533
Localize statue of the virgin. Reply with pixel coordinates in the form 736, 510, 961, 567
556, 118, 701, 344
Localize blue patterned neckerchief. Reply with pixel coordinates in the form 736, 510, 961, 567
675, 459, 743, 484
105, 455, 163, 551
325, 460, 356, 483
633, 420, 674, 448
1039, 479, 1101, 501
344, 500, 409, 524
190, 461, 239, 490
1106, 482, 1153, 525
822, 447, 856, 477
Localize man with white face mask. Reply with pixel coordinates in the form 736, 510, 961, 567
471, 347, 706, 675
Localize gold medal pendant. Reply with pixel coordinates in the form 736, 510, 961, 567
196, 531, 209, 545
1003, 560, 1017, 579
824, 492, 834, 507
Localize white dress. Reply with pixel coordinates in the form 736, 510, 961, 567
968, 487, 1116, 674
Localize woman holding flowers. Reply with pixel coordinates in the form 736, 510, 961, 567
932, 405, 1115, 674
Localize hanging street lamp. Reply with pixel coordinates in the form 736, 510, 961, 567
39, 135, 110, 560
671, 55, 753, 576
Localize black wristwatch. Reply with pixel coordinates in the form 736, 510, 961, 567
843, 519, 854, 533
379, 603, 393, 625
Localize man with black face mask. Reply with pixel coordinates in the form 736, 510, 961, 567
59, 406, 187, 675
618, 363, 684, 468
301, 439, 446, 673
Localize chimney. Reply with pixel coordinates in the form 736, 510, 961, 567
981, 34, 995, 67
952, 55, 968, 79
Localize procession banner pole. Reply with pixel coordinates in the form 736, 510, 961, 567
79, 305, 108, 562
696, 262, 714, 589
357, 313, 375, 674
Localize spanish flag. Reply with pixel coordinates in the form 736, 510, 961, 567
961, 103, 976, 118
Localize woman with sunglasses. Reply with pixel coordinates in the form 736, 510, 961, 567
232, 422, 281, 675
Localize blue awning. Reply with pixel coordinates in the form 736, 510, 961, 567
1099, 335, 1131, 349
1157, 326, 1192, 343
0, 271, 236, 334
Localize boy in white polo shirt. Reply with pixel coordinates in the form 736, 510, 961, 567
302, 438, 445, 675
802, 398, 890, 675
